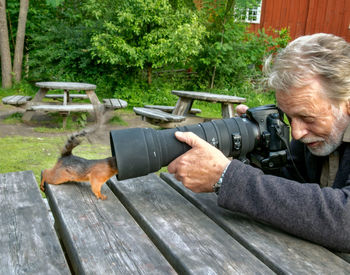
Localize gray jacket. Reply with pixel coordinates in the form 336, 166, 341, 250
218, 136, 350, 252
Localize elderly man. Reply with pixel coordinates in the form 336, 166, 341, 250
168, 33, 350, 252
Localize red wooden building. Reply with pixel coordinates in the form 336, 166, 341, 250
249, 0, 350, 42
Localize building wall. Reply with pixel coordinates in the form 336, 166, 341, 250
249, 0, 350, 42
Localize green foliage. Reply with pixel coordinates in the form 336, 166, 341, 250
113, 77, 179, 107
4, 0, 290, 107
193, 0, 291, 91
0, 80, 37, 98
85, 0, 205, 73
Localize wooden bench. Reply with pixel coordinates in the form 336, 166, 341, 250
29, 104, 95, 112
133, 107, 186, 122
2, 95, 32, 106
28, 99, 127, 113
0, 171, 70, 274
144, 104, 201, 114
103, 98, 128, 110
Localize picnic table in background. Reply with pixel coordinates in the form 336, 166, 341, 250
2, 81, 127, 128
1, 169, 350, 274
134, 90, 246, 128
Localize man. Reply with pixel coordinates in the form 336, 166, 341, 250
168, 33, 350, 252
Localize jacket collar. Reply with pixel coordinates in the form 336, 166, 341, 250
343, 123, 350, 142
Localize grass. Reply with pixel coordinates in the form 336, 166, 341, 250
0, 108, 128, 194
0, 136, 111, 194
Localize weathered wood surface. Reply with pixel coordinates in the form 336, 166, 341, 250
103, 98, 128, 109
29, 104, 94, 112
144, 104, 201, 114
171, 90, 246, 104
108, 174, 274, 274
0, 171, 70, 275
221, 103, 235, 118
2, 95, 32, 105
45, 180, 175, 274
160, 172, 350, 274
45, 93, 88, 99
172, 97, 193, 116
133, 107, 186, 122
35, 81, 96, 91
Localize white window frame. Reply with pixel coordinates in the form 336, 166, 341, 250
244, 2, 262, 24
235, 1, 262, 24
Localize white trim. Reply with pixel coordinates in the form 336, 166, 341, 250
245, 2, 262, 24
235, 1, 262, 24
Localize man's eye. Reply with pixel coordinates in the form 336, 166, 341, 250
302, 116, 315, 123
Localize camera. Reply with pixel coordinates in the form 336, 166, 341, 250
110, 104, 290, 180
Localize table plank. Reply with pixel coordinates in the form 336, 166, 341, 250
45, 94, 89, 99
36, 82, 96, 90
171, 90, 246, 103
160, 172, 350, 274
144, 105, 201, 114
29, 104, 94, 112
45, 181, 175, 274
108, 174, 274, 274
0, 171, 70, 275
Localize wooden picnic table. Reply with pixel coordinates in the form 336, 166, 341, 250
134, 90, 246, 128
1, 169, 350, 274
18, 82, 127, 127
171, 90, 246, 118
21, 82, 102, 127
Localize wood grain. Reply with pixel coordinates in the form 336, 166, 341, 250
0, 171, 70, 275
108, 174, 274, 274
160, 172, 350, 274
45, 180, 174, 274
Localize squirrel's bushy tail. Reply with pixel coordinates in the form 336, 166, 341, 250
60, 121, 103, 157
60, 130, 88, 157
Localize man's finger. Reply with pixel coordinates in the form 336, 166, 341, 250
174, 131, 208, 148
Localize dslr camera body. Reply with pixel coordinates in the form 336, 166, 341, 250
110, 104, 290, 180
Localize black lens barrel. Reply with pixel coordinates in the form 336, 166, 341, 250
110, 116, 259, 180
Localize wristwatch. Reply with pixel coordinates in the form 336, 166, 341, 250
213, 165, 228, 195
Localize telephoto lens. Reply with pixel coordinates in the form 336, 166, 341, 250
110, 115, 260, 180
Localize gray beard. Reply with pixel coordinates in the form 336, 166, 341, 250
305, 109, 350, 156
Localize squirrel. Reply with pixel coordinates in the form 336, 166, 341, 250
40, 129, 118, 200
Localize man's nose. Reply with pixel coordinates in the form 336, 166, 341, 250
291, 120, 308, 140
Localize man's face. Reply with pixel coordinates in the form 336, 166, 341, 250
276, 78, 350, 156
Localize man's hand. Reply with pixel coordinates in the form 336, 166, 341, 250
236, 104, 249, 116
167, 132, 230, 193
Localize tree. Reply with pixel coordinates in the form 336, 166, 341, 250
86, 0, 205, 85
13, 0, 29, 82
0, 0, 29, 88
0, 0, 12, 88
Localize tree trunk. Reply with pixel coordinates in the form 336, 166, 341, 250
147, 64, 152, 85
0, 0, 12, 88
13, 0, 29, 83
